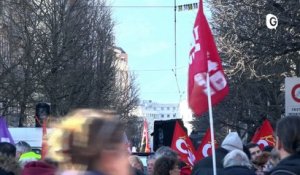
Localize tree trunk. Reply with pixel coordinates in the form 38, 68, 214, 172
18, 103, 26, 127
296, 59, 300, 77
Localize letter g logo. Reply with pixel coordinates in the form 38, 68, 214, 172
266, 14, 278, 29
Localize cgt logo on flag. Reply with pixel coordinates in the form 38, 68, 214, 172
188, 0, 229, 116
175, 136, 196, 166
196, 129, 218, 161
171, 121, 196, 167
252, 119, 275, 149
201, 142, 212, 157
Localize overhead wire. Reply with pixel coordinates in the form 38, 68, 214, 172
173, 0, 183, 103
109, 1, 197, 102
130, 66, 186, 72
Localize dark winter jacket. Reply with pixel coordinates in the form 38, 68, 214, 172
56, 170, 106, 175
223, 166, 256, 175
0, 155, 21, 175
268, 153, 300, 175
191, 147, 229, 175
21, 161, 56, 175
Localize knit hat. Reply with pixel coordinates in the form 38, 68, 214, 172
221, 132, 243, 152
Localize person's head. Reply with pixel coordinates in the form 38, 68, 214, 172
0, 143, 20, 175
15, 141, 31, 159
0, 142, 16, 157
128, 155, 144, 173
243, 144, 251, 160
147, 155, 155, 175
253, 151, 270, 169
221, 132, 243, 152
275, 116, 300, 159
223, 149, 251, 168
154, 146, 179, 160
246, 143, 262, 161
153, 156, 180, 175
47, 109, 130, 175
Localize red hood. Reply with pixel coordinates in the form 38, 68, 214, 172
22, 161, 56, 175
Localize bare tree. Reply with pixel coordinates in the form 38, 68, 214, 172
193, 0, 300, 140
0, 0, 139, 125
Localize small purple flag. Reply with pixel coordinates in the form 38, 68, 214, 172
0, 117, 14, 144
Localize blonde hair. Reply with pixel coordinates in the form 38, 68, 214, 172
47, 109, 124, 171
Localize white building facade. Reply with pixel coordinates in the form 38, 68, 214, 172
132, 100, 194, 151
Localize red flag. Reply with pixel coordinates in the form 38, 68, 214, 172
171, 121, 196, 167
140, 119, 151, 153
251, 119, 275, 149
196, 129, 218, 161
188, 0, 229, 116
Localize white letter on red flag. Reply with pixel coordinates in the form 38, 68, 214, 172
171, 121, 196, 167
188, 0, 229, 116
196, 128, 218, 161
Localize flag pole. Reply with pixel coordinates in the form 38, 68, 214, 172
206, 73, 217, 175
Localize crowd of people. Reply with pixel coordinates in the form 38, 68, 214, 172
0, 109, 299, 175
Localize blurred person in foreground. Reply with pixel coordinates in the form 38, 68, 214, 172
223, 149, 256, 175
21, 160, 56, 175
46, 109, 131, 175
0, 142, 21, 175
268, 116, 300, 175
153, 156, 180, 175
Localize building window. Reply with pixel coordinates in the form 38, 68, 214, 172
161, 114, 164, 118
173, 114, 176, 118
167, 114, 170, 118
154, 107, 156, 110
161, 107, 164, 110
173, 107, 176, 110
167, 107, 170, 110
